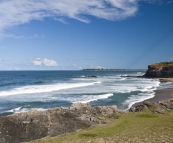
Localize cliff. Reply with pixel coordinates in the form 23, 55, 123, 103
144, 62, 173, 78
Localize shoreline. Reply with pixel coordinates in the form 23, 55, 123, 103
133, 78, 173, 107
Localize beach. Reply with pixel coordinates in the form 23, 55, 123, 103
133, 78, 173, 107
1, 74, 173, 142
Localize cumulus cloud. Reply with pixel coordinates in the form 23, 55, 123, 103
0, 0, 139, 35
32, 58, 58, 67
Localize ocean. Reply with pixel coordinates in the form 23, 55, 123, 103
0, 70, 169, 116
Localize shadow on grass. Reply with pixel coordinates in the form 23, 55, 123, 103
79, 133, 98, 138
136, 113, 158, 118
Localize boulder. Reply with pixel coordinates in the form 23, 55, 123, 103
0, 103, 119, 143
159, 99, 173, 110
129, 104, 148, 112
70, 103, 92, 110
129, 100, 173, 114
143, 101, 166, 114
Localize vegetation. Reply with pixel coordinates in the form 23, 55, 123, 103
150, 61, 173, 69
29, 110, 173, 143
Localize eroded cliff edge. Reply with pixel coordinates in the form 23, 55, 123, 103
144, 62, 173, 78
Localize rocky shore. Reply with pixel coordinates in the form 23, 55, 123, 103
1, 62, 173, 143
0, 103, 123, 143
130, 98, 173, 114
0, 98, 173, 143
144, 62, 173, 78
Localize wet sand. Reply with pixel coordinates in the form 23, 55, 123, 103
133, 80, 173, 107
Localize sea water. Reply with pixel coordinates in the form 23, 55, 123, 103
0, 70, 163, 115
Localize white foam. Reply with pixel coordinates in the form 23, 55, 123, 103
120, 78, 126, 80
4, 107, 46, 114
122, 79, 160, 110
6, 106, 22, 113
0, 81, 101, 97
124, 92, 155, 110
74, 93, 114, 103
2, 93, 113, 113
52, 93, 114, 104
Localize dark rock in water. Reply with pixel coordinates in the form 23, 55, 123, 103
84, 75, 97, 78
129, 99, 173, 114
0, 103, 120, 143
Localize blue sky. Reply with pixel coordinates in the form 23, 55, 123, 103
0, 0, 173, 70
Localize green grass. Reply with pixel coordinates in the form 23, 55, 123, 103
29, 111, 173, 143
156, 61, 173, 66
150, 61, 173, 69
136, 113, 158, 118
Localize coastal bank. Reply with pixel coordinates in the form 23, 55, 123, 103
0, 62, 173, 143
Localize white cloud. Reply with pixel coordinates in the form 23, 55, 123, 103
32, 58, 58, 67
32, 58, 42, 66
54, 18, 68, 24
0, 0, 139, 36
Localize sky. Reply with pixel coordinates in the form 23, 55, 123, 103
0, 0, 173, 70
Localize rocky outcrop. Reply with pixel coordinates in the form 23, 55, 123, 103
129, 99, 173, 114
159, 99, 173, 110
144, 64, 173, 78
0, 103, 120, 143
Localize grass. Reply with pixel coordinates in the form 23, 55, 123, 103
29, 110, 173, 143
136, 113, 158, 118
156, 61, 173, 66
150, 61, 173, 69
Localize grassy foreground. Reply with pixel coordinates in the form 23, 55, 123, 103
29, 110, 173, 143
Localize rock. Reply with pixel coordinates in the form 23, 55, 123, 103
0, 103, 119, 143
129, 105, 148, 112
94, 105, 118, 119
84, 76, 97, 78
143, 101, 166, 114
129, 100, 170, 114
129, 107, 136, 112
70, 103, 92, 110
144, 62, 173, 78
159, 99, 173, 110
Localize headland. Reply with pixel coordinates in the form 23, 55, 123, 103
0, 62, 173, 143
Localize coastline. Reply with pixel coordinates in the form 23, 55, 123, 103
1, 78, 173, 142
133, 78, 173, 107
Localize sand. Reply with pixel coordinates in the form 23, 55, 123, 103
133, 79, 173, 107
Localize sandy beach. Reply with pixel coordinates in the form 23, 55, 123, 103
133, 78, 173, 107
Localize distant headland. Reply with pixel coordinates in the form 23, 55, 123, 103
82, 68, 146, 72
144, 61, 173, 78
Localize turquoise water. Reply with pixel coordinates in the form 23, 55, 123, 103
0, 70, 161, 115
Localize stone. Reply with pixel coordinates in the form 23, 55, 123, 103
159, 99, 173, 110
143, 101, 166, 114
0, 103, 119, 143
129, 105, 148, 112
144, 63, 173, 78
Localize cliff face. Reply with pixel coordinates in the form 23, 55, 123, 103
144, 63, 173, 78
0, 103, 121, 143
